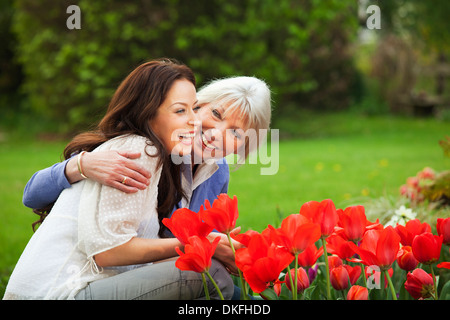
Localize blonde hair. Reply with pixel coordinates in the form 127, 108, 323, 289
197, 76, 272, 160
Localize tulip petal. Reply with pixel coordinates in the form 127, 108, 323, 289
376, 226, 400, 269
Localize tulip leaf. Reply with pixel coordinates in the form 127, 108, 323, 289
279, 284, 293, 300
260, 288, 279, 300
303, 284, 318, 300
439, 280, 450, 300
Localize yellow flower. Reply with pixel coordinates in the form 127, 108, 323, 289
378, 159, 389, 168
315, 162, 324, 172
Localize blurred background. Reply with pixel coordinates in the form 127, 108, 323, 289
0, 0, 449, 295
1, 0, 449, 132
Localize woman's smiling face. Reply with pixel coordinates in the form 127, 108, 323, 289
149, 79, 199, 156
193, 102, 249, 161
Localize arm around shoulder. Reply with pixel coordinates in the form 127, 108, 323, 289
23, 160, 72, 209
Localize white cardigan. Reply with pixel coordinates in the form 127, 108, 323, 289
4, 135, 162, 299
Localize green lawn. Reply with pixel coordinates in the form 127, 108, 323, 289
0, 137, 67, 295
228, 113, 450, 230
1, 112, 449, 296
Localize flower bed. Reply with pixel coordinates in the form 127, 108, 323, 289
163, 194, 450, 300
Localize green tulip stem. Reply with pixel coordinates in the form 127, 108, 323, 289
206, 271, 224, 300
322, 239, 332, 299
227, 232, 248, 300
385, 270, 397, 300
286, 265, 295, 299
294, 253, 299, 300
201, 273, 210, 300
430, 266, 438, 300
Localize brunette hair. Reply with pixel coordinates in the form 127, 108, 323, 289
33, 59, 195, 237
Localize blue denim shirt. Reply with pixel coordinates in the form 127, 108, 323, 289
23, 158, 230, 212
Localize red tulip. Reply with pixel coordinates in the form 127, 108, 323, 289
344, 264, 362, 285
404, 268, 435, 299
300, 199, 339, 238
437, 218, 450, 245
230, 229, 260, 247
347, 285, 368, 300
326, 234, 356, 260
336, 205, 369, 242
330, 264, 361, 290
199, 194, 239, 234
330, 265, 350, 290
397, 246, 419, 271
175, 236, 220, 273
285, 267, 310, 293
394, 219, 431, 247
297, 243, 323, 268
240, 259, 278, 294
437, 262, 450, 269
365, 266, 393, 289
235, 232, 293, 293
412, 232, 443, 265
328, 255, 343, 269
439, 246, 450, 268
268, 214, 321, 255
235, 232, 269, 271
162, 208, 213, 244
273, 282, 282, 298
349, 226, 401, 271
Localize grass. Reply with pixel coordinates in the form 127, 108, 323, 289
0, 111, 449, 296
228, 112, 450, 230
0, 137, 67, 294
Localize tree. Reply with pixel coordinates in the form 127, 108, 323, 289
12, 0, 359, 131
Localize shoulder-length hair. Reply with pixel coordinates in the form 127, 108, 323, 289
197, 76, 271, 162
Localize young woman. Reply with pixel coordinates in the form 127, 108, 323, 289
4, 59, 236, 300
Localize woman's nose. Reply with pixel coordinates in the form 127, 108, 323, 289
188, 110, 201, 131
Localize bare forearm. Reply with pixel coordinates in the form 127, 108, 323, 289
65, 156, 84, 184
65, 151, 151, 192
94, 237, 183, 267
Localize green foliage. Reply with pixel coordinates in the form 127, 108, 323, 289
383, 0, 450, 54
440, 280, 450, 300
12, 0, 359, 131
420, 171, 450, 206
0, 0, 24, 117
440, 136, 450, 158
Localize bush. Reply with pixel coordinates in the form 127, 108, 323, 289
12, 0, 359, 132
